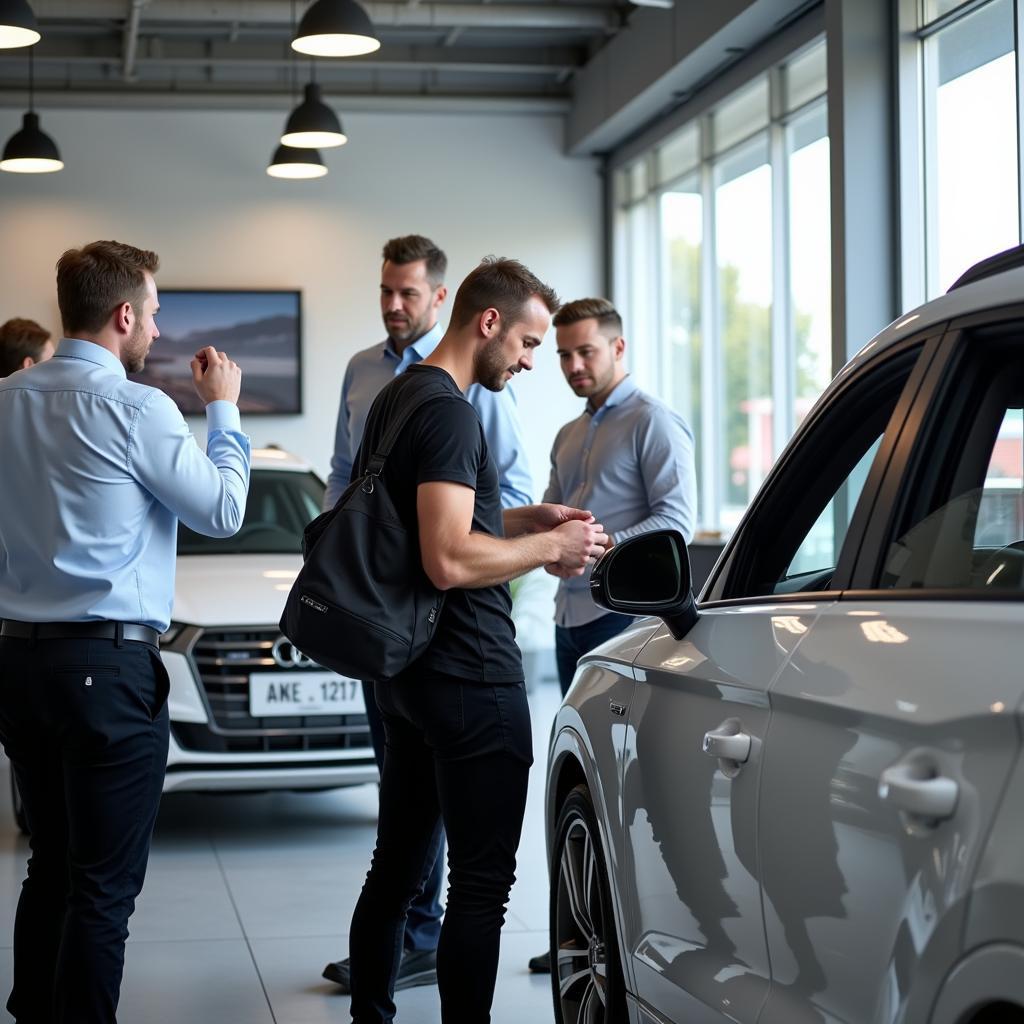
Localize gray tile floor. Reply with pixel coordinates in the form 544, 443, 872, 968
0, 680, 562, 1022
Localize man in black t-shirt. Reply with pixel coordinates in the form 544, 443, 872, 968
346, 258, 608, 1024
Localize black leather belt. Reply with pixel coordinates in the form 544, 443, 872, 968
0, 620, 160, 647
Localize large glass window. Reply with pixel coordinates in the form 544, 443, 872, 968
912, 0, 1021, 296
613, 39, 830, 534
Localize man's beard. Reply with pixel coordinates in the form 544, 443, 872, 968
123, 320, 149, 373
474, 330, 513, 392
384, 309, 431, 346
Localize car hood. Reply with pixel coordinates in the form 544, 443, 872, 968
173, 554, 302, 627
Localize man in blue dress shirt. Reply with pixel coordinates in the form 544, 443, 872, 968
0, 240, 251, 1023
531, 298, 696, 975
322, 235, 533, 994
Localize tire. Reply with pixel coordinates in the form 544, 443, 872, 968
9, 770, 28, 836
550, 784, 628, 1024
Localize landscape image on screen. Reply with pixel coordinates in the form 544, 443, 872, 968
130, 290, 301, 415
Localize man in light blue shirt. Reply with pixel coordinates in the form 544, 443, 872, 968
322, 235, 533, 995
0, 240, 250, 1022
543, 298, 696, 695
528, 297, 695, 975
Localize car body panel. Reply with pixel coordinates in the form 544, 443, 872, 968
620, 603, 827, 1023
757, 601, 1023, 1024
173, 554, 299, 626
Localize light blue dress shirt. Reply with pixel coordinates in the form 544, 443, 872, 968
543, 375, 696, 627
0, 338, 251, 632
324, 323, 533, 511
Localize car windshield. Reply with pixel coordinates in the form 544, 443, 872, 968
177, 468, 324, 555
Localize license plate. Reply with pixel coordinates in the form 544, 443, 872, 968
250, 672, 366, 717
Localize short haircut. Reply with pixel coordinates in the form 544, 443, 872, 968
56, 240, 159, 336
381, 234, 447, 287
0, 318, 50, 377
552, 297, 623, 338
449, 257, 560, 332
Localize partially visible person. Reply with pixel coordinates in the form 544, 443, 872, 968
527, 297, 695, 976
323, 234, 533, 996
0, 240, 251, 1023
345, 258, 608, 1024
0, 316, 54, 376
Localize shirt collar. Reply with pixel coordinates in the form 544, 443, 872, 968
382, 322, 444, 363
586, 374, 637, 415
56, 338, 127, 379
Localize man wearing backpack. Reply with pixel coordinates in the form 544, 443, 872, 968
345, 257, 607, 1024
322, 235, 533, 993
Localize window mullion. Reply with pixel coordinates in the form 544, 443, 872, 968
1017, 0, 1024, 242
770, 70, 793, 462
700, 117, 719, 531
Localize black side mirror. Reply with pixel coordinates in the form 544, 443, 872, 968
589, 529, 698, 640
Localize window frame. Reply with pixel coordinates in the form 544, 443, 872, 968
700, 331, 945, 606
847, 303, 1024, 601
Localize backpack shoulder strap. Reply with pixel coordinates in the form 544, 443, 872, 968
365, 380, 458, 476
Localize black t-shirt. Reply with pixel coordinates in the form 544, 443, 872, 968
354, 363, 524, 684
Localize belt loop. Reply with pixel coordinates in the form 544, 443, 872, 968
115, 622, 124, 648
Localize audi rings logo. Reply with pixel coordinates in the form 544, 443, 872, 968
271, 637, 315, 669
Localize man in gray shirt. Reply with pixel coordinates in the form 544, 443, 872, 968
545, 296, 696, 694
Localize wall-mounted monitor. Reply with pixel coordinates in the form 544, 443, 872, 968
130, 289, 302, 415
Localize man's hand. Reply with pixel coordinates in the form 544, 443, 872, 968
191, 346, 242, 406
549, 518, 609, 576
527, 502, 596, 533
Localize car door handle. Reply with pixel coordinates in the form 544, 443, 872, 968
702, 728, 751, 764
878, 764, 959, 820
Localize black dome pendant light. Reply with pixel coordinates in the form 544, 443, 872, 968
281, 78, 347, 149
0, 0, 40, 50
291, 0, 380, 58
1, 47, 63, 174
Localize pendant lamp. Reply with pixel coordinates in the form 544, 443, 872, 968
267, 143, 328, 179
281, 81, 347, 148
0, 0, 40, 49
1, 48, 62, 174
292, 0, 380, 57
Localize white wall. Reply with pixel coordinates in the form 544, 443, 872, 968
0, 106, 602, 495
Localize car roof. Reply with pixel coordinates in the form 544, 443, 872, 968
829, 256, 1024, 398
251, 447, 313, 473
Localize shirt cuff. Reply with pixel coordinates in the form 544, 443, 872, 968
205, 399, 243, 433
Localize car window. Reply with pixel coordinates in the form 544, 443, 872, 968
881, 379, 1024, 592
710, 342, 927, 601
781, 437, 882, 583
177, 469, 324, 555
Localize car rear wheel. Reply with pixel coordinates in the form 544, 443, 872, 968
9, 770, 28, 836
551, 784, 627, 1024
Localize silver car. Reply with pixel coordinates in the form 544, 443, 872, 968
545, 245, 1024, 1024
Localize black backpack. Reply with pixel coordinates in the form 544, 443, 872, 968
279, 381, 455, 680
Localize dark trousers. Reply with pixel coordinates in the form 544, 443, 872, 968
361, 679, 445, 952
349, 672, 532, 1024
0, 636, 170, 1024
554, 611, 635, 695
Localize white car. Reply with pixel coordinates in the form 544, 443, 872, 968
545, 245, 1024, 1023
10, 449, 376, 833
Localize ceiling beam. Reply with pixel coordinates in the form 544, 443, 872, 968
34, 0, 619, 32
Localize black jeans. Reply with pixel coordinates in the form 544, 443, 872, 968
0, 635, 170, 1024
361, 679, 445, 952
349, 671, 532, 1024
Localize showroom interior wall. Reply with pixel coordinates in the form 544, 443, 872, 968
0, 105, 602, 493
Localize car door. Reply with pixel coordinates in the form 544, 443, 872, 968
756, 317, 1024, 1024
619, 334, 941, 1024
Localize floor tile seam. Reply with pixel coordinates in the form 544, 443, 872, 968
213, 842, 279, 1024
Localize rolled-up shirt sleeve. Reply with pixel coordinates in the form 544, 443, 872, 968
129, 392, 251, 537
615, 406, 697, 544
